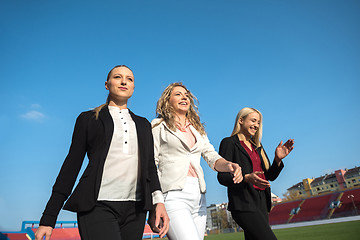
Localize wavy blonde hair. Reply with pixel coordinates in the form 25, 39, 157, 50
231, 107, 269, 169
93, 65, 133, 119
154, 82, 206, 135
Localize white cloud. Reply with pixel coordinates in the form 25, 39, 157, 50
31, 103, 41, 109
21, 110, 46, 121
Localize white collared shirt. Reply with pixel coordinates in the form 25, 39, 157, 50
97, 106, 142, 201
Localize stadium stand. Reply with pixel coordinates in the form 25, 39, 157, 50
0, 232, 31, 240
332, 188, 360, 218
143, 224, 159, 239
30, 227, 80, 240
268, 187, 359, 226
289, 192, 339, 222
1, 220, 158, 240
2, 187, 358, 239
269, 199, 302, 225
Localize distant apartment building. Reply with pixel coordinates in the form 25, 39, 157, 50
287, 166, 360, 198
206, 203, 237, 231
206, 193, 281, 231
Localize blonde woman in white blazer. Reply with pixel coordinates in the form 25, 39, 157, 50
148, 83, 243, 240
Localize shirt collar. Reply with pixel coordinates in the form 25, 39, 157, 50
108, 106, 129, 114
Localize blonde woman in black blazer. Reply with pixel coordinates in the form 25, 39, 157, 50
35, 65, 169, 240
218, 107, 294, 240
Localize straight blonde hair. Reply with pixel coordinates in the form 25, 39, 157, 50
154, 82, 206, 135
231, 107, 269, 170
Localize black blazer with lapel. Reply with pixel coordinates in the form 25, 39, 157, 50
217, 135, 284, 213
40, 106, 161, 228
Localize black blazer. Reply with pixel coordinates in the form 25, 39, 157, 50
40, 106, 161, 228
217, 135, 284, 213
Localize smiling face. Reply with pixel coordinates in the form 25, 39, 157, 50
239, 111, 261, 138
169, 86, 190, 115
105, 66, 135, 103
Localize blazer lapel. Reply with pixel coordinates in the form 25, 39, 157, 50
232, 135, 253, 166
95, 106, 115, 194
189, 125, 200, 151
98, 105, 114, 151
162, 121, 191, 151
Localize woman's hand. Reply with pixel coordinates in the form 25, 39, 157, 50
35, 226, 53, 240
244, 171, 271, 188
147, 203, 169, 238
214, 158, 243, 183
228, 162, 243, 184
275, 139, 294, 164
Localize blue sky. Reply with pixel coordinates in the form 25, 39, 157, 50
1, 0, 359, 231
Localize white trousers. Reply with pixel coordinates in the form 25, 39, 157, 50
164, 177, 207, 240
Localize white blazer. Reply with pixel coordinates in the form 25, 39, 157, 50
151, 118, 221, 194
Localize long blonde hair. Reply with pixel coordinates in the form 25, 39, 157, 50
231, 107, 269, 169
154, 82, 206, 135
93, 65, 133, 119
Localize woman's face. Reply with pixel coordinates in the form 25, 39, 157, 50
105, 67, 135, 102
169, 86, 190, 115
239, 112, 261, 137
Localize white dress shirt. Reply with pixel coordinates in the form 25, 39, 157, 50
97, 106, 142, 201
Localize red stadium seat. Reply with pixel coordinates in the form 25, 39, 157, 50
289, 193, 338, 223
269, 200, 302, 225
332, 188, 360, 218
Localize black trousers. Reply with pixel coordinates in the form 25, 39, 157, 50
231, 190, 277, 240
77, 201, 147, 240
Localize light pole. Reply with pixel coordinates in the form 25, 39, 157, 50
347, 194, 358, 215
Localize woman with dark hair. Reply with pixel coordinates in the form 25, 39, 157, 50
150, 82, 243, 240
35, 65, 169, 240
217, 107, 294, 240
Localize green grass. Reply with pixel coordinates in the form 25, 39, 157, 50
202, 220, 360, 240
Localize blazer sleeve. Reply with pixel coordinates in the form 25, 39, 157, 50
149, 120, 165, 203
40, 112, 88, 228
145, 120, 161, 194
151, 121, 161, 168
217, 138, 237, 187
200, 134, 222, 171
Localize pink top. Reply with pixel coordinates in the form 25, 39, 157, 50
177, 121, 198, 178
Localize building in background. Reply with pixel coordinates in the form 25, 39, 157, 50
286, 166, 360, 199
206, 203, 237, 232
206, 192, 281, 232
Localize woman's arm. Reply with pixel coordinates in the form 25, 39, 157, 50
201, 135, 242, 183
147, 120, 161, 193
147, 120, 169, 238
274, 139, 294, 165
217, 138, 242, 187
265, 139, 294, 181
151, 119, 162, 168
40, 113, 88, 227
37, 112, 89, 236
214, 158, 243, 184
